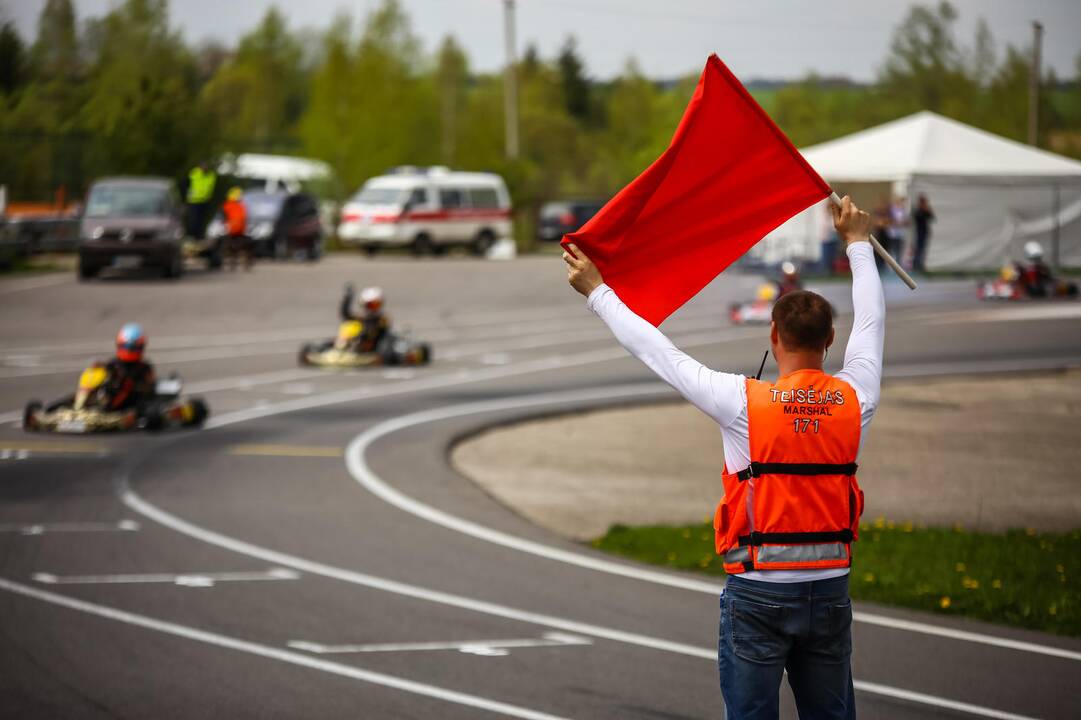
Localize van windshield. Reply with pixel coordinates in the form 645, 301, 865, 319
353, 187, 405, 205
86, 184, 170, 218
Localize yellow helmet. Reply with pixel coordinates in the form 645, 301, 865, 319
227, 186, 243, 201
756, 283, 779, 302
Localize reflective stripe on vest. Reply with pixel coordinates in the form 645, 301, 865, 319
714, 369, 864, 574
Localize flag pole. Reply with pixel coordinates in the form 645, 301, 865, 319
829, 192, 917, 290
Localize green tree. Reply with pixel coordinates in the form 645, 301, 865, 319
30, 0, 79, 81
301, 0, 437, 194
0, 21, 26, 95
79, 0, 203, 177
436, 35, 468, 165
557, 35, 590, 122
199, 7, 306, 151
879, 1, 972, 115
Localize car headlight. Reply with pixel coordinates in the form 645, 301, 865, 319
252, 222, 273, 239
91, 226, 104, 240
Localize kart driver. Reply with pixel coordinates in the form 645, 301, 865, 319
340, 284, 391, 353
1018, 241, 1055, 298
776, 261, 802, 298
105, 323, 156, 411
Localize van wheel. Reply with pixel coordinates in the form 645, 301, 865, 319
472, 230, 495, 256
163, 250, 183, 279
363, 244, 379, 257
78, 260, 97, 281
412, 234, 433, 256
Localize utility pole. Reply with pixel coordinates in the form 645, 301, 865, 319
1028, 21, 1042, 147
502, 0, 520, 159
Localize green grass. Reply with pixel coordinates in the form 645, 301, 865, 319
592, 520, 1081, 637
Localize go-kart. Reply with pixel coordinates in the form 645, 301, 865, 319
299, 320, 432, 368
978, 264, 1078, 301
730, 282, 782, 325
23, 364, 209, 433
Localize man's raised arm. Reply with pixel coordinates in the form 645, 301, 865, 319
832, 198, 886, 418
564, 244, 744, 428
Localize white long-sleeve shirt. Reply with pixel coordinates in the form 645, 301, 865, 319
587, 242, 885, 583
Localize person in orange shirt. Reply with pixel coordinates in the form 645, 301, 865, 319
222, 187, 252, 271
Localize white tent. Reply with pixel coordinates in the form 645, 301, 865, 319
762, 111, 1081, 270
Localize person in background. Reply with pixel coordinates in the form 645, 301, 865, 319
911, 194, 935, 273
777, 261, 802, 297
820, 202, 840, 275
222, 187, 252, 271
872, 197, 891, 271
887, 195, 908, 265
185, 160, 217, 239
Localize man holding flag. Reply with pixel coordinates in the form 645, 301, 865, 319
562, 55, 889, 719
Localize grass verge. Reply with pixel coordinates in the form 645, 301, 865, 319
592, 520, 1080, 637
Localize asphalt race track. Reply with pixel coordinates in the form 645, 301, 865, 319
1, 257, 1080, 719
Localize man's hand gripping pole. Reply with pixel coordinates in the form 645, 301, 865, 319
830, 191, 917, 290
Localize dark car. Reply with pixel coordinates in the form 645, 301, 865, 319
77, 177, 186, 280
536, 199, 606, 243
209, 191, 323, 261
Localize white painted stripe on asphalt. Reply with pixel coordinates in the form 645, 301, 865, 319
346, 384, 720, 593
0, 576, 570, 720
851, 680, 1036, 720
32, 568, 300, 587
0, 520, 139, 535
343, 381, 1081, 664
0, 274, 71, 295
288, 632, 592, 655
117, 479, 1043, 720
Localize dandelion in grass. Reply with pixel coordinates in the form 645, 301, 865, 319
940, 597, 952, 609
992, 579, 1002, 590
955, 562, 966, 573
862, 572, 875, 584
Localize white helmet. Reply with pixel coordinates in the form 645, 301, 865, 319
781, 261, 797, 277
1023, 241, 1044, 261
360, 286, 384, 312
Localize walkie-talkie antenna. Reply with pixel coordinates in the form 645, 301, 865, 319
754, 350, 769, 380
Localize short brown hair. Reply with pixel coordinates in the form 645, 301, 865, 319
772, 291, 833, 351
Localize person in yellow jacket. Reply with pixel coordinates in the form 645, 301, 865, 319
185, 161, 217, 239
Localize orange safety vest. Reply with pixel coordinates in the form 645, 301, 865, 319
223, 199, 247, 236
714, 369, 865, 574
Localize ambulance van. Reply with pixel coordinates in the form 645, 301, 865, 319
337, 167, 512, 256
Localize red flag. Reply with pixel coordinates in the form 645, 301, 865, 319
563, 55, 830, 326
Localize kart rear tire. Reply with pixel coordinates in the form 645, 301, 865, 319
207, 247, 224, 270
188, 398, 209, 427
23, 400, 42, 432
163, 250, 184, 279
142, 406, 165, 431
417, 343, 432, 365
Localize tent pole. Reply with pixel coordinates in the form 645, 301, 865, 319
830, 192, 917, 289
1052, 184, 1061, 270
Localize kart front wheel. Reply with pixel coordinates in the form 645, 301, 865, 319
23, 400, 42, 432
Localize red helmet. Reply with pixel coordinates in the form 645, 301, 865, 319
116, 323, 146, 362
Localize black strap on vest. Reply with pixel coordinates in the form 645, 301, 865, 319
736, 461, 857, 481
738, 529, 854, 547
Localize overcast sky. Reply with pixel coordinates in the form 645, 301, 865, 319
5, 0, 1081, 82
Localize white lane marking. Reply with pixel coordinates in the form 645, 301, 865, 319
0, 274, 71, 295
851, 680, 1036, 720
1, 449, 30, 460
0, 520, 139, 535
117, 478, 1042, 720
279, 382, 314, 395
346, 384, 719, 593
929, 304, 1081, 324
0, 576, 569, 720
288, 631, 592, 656
118, 478, 717, 659
344, 381, 1081, 664
32, 567, 300, 587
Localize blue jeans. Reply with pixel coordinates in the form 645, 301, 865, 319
719, 574, 855, 720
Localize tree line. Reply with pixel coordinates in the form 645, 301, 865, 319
1, 0, 1079, 236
